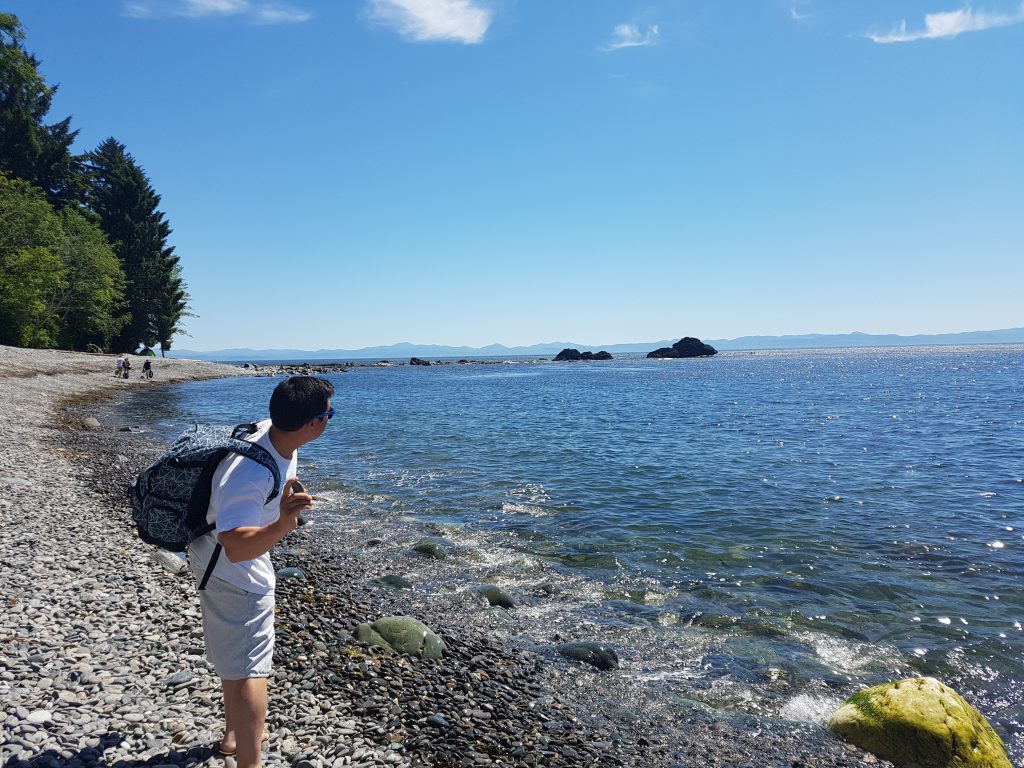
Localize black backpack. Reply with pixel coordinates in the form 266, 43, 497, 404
130, 423, 281, 589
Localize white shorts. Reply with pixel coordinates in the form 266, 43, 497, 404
198, 576, 275, 679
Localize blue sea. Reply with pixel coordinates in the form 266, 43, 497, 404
121, 346, 1023, 759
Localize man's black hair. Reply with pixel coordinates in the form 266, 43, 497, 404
269, 376, 336, 432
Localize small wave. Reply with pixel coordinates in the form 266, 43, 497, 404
500, 502, 549, 517
779, 693, 846, 724
798, 632, 899, 674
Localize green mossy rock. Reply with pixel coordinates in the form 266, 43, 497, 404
412, 540, 448, 559
355, 615, 447, 660
828, 677, 1010, 768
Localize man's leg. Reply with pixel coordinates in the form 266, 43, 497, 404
221, 677, 267, 768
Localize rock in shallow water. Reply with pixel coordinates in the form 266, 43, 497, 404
411, 540, 447, 560
828, 677, 1011, 768
373, 574, 413, 590
556, 642, 619, 671
478, 585, 515, 609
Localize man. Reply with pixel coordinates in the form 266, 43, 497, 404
188, 376, 336, 768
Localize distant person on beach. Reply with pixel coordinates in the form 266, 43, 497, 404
114, 356, 125, 377
187, 376, 335, 768
122, 358, 131, 379
142, 359, 153, 379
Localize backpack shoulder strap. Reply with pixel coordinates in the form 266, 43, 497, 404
228, 422, 282, 503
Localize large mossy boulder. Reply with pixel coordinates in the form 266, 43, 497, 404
646, 337, 717, 358
828, 677, 1010, 768
355, 616, 447, 660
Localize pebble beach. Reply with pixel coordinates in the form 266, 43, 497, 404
0, 345, 892, 768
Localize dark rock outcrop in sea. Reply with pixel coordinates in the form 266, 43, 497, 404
646, 337, 718, 358
554, 348, 614, 361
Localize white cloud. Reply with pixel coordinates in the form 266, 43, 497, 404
181, 0, 250, 16
123, 0, 311, 23
367, 0, 492, 44
253, 4, 312, 24
867, 2, 1024, 43
604, 23, 660, 51
790, 5, 815, 22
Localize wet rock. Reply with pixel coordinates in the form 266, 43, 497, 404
412, 540, 447, 560
276, 566, 307, 581
556, 642, 619, 671
373, 574, 413, 590
355, 616, 447, 660
478, 585, 515, 609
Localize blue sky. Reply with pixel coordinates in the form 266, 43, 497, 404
9, 0, 1023, 350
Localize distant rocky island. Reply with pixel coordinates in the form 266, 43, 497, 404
647, 337, 718, 359
554, 348, 613, 361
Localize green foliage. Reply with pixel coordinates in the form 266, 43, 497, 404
0, 14, 85, 208
54, 207, 128, 349
0, 175, 67, 346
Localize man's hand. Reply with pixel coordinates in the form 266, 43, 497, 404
219, 477, 314, 563
275, 476, 312, 535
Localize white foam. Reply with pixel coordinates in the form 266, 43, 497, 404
780, 693, 847, 724
500, 502, 549, 517
799, 632, 896, 673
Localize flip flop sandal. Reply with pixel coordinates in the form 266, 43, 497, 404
216, 734, 269, 756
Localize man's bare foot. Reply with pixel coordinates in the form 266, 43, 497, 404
216, 732, 269, 756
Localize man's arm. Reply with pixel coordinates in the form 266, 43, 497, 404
219, 477, 311, 563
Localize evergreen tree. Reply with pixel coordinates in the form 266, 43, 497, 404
86, 138, 190, 353
0, 14, 85, 208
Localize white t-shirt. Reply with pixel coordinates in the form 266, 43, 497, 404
188, 419, 296, 594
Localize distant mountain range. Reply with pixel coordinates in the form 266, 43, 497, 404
171, 328, 1024, 361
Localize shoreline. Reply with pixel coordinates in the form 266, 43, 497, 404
0, 345, 889, 768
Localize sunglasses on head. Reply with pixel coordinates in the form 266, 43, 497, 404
314, 407, 336, 422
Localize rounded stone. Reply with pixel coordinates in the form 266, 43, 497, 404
411, 541, 447, 560
478, 585, 515, 609
555, 642, 619, 671
828, 677, 1011, 768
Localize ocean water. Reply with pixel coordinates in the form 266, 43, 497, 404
121, 346, 1023, 758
